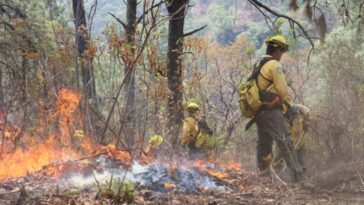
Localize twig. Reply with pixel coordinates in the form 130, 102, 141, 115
355, 159, 364, 188
270, 165, 288, 188
248, 0, 315, 63
108, 12, 127, 30
92, 172, 101, 196
182, 25, 207, 37
99, 69, 133, 144
136, 0, 166, 24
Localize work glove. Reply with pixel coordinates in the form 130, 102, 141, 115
289, 104, 300, 114
285, 104, 300, 121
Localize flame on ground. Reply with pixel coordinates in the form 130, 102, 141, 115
193, 160, 227, 180
0, 137, 79, 180
222, 161, 242, 172
0, 88, 130, 180
164, 182, 176, 189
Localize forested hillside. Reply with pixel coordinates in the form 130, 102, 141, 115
0, 0, 363, 204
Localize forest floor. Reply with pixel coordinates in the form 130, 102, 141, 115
0, 156, 363, 205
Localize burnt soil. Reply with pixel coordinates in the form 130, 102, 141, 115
0, 165, 363, 205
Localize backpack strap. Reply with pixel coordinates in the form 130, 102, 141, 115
248, 57, 274, 81
248, 57, 274, 89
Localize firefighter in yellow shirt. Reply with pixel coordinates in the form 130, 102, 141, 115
181, 102, 213, 160
252, 35, 304, 181
274, 104, 311, 170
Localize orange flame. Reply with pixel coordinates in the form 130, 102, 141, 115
0, 137, 78, 180
0, 88, 117, 180
222, 161, 241, 172
56, 89, 81, 145
193, 160, 227, 180
164, 182, 176, 189
95, 144, 131, 166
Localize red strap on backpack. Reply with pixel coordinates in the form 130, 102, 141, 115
266, 96, 280, 108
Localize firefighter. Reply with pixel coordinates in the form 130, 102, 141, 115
274, 104, 311, 169
145, 134, 164, 157
181, 102, 213, 160
254, 35, 304, 181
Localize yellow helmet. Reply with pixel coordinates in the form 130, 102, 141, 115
148, 135, 163, 148
265, 35, 289, 51
187, 102, 199, 110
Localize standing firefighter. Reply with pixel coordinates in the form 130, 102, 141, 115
239, 35, 304, 181
181, 102, 213, 160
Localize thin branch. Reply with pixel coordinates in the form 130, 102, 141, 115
0, 3, 26, 18
108, 12, 127, 30
136, 0, 165, 24
248, 0, 315, 63
182, 25, 207, 37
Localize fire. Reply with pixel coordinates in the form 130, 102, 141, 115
222, 161, 241, 172
193, 160, 227, 180
0, 88, 130, 180
56, 89, 81, 145
95, 144, 131, 166
0, 137, 78, 180
164, 182, 176, 189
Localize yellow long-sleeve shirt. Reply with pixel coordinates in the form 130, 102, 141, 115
181, 116, 211, 149
181, 116, 199, 146
256, 55, 293, 107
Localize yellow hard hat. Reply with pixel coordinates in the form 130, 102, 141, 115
187, 102, 199, 110
148, 135, 163, 148
265, 35, 289, 51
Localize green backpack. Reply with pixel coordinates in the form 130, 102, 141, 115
238, 57, 273, 118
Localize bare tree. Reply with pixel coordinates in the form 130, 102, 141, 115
72, 0, 98, 134
122, 0, 137, 147
165, 0, 190, 148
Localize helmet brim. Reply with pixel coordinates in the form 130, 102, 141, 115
266, 39, 289, 51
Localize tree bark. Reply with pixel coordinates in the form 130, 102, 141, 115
166, 0, 188, 142
123, 0, 137, 147
72, 0, 98, 133
0, 66, 3, 104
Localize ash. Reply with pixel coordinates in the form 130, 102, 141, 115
60, 157, 228, 194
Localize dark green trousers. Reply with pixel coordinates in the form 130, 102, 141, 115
187, 142, 206, 160
256, 109, 304, 182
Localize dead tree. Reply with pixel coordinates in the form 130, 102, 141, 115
165, 0, 207, 152
123, 0, 137, 147
166, 0, 189, 141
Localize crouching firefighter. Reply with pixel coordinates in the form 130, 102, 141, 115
181, 102, 214, 160
274, 104, 311, 171
238, 35, 304, 182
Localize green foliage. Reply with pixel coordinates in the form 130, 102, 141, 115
205, 135, 225, 150
97, 176, 136, 203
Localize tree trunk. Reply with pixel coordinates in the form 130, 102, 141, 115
0, 66, 4, 105
72, 0, 98, 134
123, 0, 137, 148
166, 0, 188, 144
